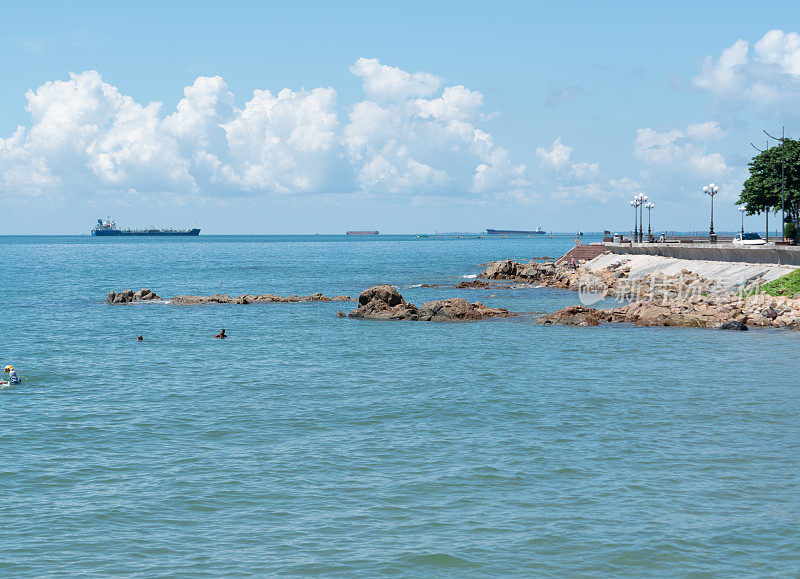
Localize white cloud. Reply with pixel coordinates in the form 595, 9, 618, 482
634, 123, 729, 178
685, 121, 726, 141
350, 57, 442, 101
531, 137, 629, 204
536, 137, 573, 170
344, 59, 526, 196
0, 60, 531, 201
693, 29, 800, 112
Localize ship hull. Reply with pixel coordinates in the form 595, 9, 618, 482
92, 228, 201, 236
485, 229, 545, 235
346, 231, 379, 235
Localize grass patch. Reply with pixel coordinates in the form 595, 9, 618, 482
759, 269, 800, 297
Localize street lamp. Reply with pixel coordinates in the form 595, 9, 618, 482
645, 202, 655, 241
703, 183, 719, 242
630, 197, 641, 242
738, 206, 746, 235
637, 193, 647, 243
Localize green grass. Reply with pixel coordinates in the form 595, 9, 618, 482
759, 268, 800, 297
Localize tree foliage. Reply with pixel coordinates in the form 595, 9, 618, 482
738, 138, 800, 239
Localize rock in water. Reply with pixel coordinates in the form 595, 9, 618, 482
456, 280, 491, 289
347, 285, 512, 321
719, 320, 749, 331
108, 288, 161, 303
417, 298, 511, 321
535, 305, 604, 326
348, 285, 420, 320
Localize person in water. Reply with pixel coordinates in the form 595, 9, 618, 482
2, 365, 21, 385
137, 335, 143, 341
214, 329, 227, 339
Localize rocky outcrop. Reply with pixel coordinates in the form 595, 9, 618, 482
478, 259, 559, 283
347, 285, 513, 321
720, 321, 748, 331
536, 293, 800, 330
456, 280, 492, 289
169, 293, 352, 305
535, 305, 605, 326
107, 289, 161, 303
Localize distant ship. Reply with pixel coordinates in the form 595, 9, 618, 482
91, 216, 200, 236
346, 230, 379, 235
485, 227, 545, 235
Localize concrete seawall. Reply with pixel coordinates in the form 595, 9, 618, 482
586, 252, 796, 286
603, 242, 800, 266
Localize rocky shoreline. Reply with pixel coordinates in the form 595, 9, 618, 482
478, 256, 800, 330
105, 253, 800, 330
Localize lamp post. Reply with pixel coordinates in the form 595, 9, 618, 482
703, 183, 719, 243
739, 206, 746, 235
645, 202, 655, 241
630, 193, 644, 243
637, 194, 647, 243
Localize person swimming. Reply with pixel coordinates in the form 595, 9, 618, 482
3, 365, 21, 385
137, 335, 143, 341
214, 329, 227, 339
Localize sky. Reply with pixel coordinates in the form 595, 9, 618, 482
2, 0, 800, 234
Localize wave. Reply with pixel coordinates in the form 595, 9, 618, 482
461, 274, 478, 279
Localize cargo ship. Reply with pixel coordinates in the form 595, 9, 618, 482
91, 216, 200, 236
346, 230, 379, 235
485, 227, 545, 235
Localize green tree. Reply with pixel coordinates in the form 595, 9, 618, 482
737, 137, 800, 241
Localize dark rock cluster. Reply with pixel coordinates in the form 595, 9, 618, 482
347, 285, 512, 321
107, 289, 161, 303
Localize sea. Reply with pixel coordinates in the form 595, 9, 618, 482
1, 234, 798, 576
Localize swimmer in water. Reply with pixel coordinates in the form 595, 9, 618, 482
137, 335, 143, 341
2, 365, 21, 385
214, 329, 227, 339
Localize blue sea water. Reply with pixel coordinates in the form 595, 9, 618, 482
1, 234, 798, 576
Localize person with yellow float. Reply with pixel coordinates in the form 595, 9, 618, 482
1, 365, 21, 386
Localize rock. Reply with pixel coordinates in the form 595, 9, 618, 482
107, 288, 161, 303
478, 259, 518, 279
456, 280, 491, 289
348, 285, 420, 320
417, 298, 511, 321
168, 292, 352, 305
535, 305, 604, 326
171, 293, 234, 305
719, 320, 748, 331
336, 310, 346, 317
347, 285, 513, 321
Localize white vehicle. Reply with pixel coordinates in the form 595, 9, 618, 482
732, 232, 767, 246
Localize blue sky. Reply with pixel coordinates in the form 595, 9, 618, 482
2, 0, 800, 234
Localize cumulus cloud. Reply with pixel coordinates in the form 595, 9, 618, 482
532, 136, 630, 204
349, 57, 442, 101
536, 137, 573, 170
634, 123, 729, 177
693, 29, 800, 113
0, 59, 531, 201
344, 63, 526, 195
